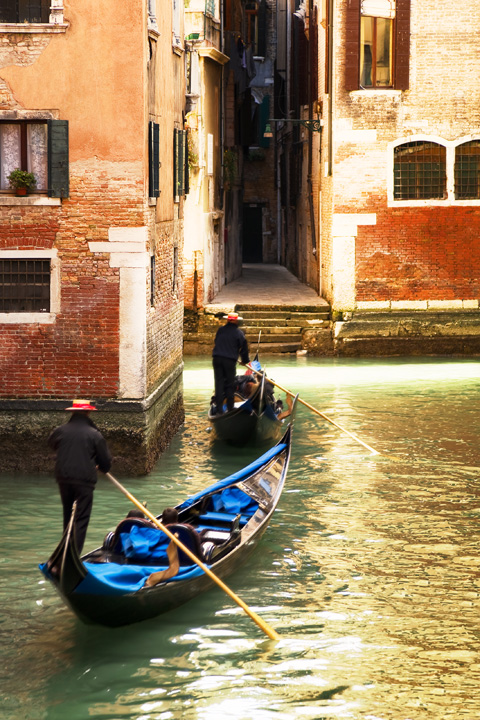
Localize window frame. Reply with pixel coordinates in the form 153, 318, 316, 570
345, 0, 411, 92
0, 118, 69, 200
0, 249, 60, 324
388, 135, 480, 207
0, 0, 65, 26
393, 141, 447, 201
360, 15, 394, 89
454, 141, 480, 200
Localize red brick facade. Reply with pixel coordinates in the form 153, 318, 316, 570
0, 1, 186, 472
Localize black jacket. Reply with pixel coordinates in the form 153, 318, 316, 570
212, 322, 249, 364
48, 413, 112, 485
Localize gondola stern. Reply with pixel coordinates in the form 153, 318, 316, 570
39, 502, 88, 596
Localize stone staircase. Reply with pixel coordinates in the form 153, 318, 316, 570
184, 303, 331, 354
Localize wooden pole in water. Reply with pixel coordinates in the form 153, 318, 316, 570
105, 472, 280, 641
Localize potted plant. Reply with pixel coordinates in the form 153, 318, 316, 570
8, 168, 36, 196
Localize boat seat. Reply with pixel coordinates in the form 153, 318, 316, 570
166, 523, 205, 566
104, 517, 157, 553
197, 511, 249, 531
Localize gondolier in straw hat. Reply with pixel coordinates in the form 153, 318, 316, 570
48, 399, 112, 553
212, 311, 250, 415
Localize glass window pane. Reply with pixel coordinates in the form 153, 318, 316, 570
360, 17, 374, 87
27, 123, 48, 190
0, 125, 21, 190
394, 142, 447, 200
376, 18, 392, 86
455, 141, 480, 199
0, 259, 50, 312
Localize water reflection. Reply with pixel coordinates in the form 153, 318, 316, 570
2, 356, 480, 719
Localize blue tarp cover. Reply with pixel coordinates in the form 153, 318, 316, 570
74, 561, 206, 596
177, 442, 286, 511
118, 526, 170, 561
211, 486, 258, 515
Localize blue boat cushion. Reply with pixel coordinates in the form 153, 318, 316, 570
210, 486, 258, 516
117, 526, 170, 562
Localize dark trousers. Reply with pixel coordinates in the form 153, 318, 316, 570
58, 482, 94, 554
213, 356, 237, 413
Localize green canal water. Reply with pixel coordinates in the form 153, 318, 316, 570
2, 356, 480, 720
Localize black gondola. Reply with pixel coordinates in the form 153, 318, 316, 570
208, 368, 285, 446
39, 416, 295, 628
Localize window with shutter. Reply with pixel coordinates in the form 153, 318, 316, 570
345, 0, 410, 91
0, 119, 68, 198
149, 121, 160, 198
173, 129, 186, 199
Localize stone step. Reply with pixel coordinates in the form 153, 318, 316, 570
236, 303, 329, 312
237, 309, 330, 320
246, 333, 303, 344
244, 324, 303, 334
243, 318, 328, 329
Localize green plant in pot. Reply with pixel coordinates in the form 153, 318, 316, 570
8, 168, 36, 195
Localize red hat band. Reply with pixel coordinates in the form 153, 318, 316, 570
65, 399, 97, 411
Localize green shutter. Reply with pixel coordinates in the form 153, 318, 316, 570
173, 128, 178, 198
184, 131, 190, 195
174, 129, 186, 198
149, 121, 160, 198
47, 120, 69, 198
178, 130, 185, 196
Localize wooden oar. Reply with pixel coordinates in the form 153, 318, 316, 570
104, 472, 280, 641
247, 365, 380, 456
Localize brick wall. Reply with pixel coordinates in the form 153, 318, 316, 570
320, 0, 480, 308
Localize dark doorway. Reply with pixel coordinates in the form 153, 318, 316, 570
242, 204, 263, 262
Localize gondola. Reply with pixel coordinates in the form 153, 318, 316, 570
39, 415, 295, 628
208, 367, 285, 446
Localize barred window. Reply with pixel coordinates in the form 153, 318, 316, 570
455, 141, 480, 200
0, 259, 50, 312
394, 141, 447, 200
0, 0, 50, 23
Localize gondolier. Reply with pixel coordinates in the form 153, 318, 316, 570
212, 311, 250, 415
48, 399, 112, 554
40, 410, 296, 628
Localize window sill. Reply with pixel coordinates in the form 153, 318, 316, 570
0, 312, 55, 324
0, 23, 69, 34
389, 198, 480, 208
351, 89, 402, 97
0, 195, 61, 206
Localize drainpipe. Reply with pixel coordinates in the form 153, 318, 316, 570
328, 0, 334, 175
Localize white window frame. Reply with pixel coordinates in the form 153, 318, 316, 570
388, 134, 480, 207
0, 0, 66, 29
0, 249, 60, 324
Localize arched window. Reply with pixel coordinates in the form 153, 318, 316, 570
455, 141, 480, 200
393, 141, 446, 200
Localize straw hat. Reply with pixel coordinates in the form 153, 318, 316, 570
224, 312, 243, 323
65, 399, 97, 411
